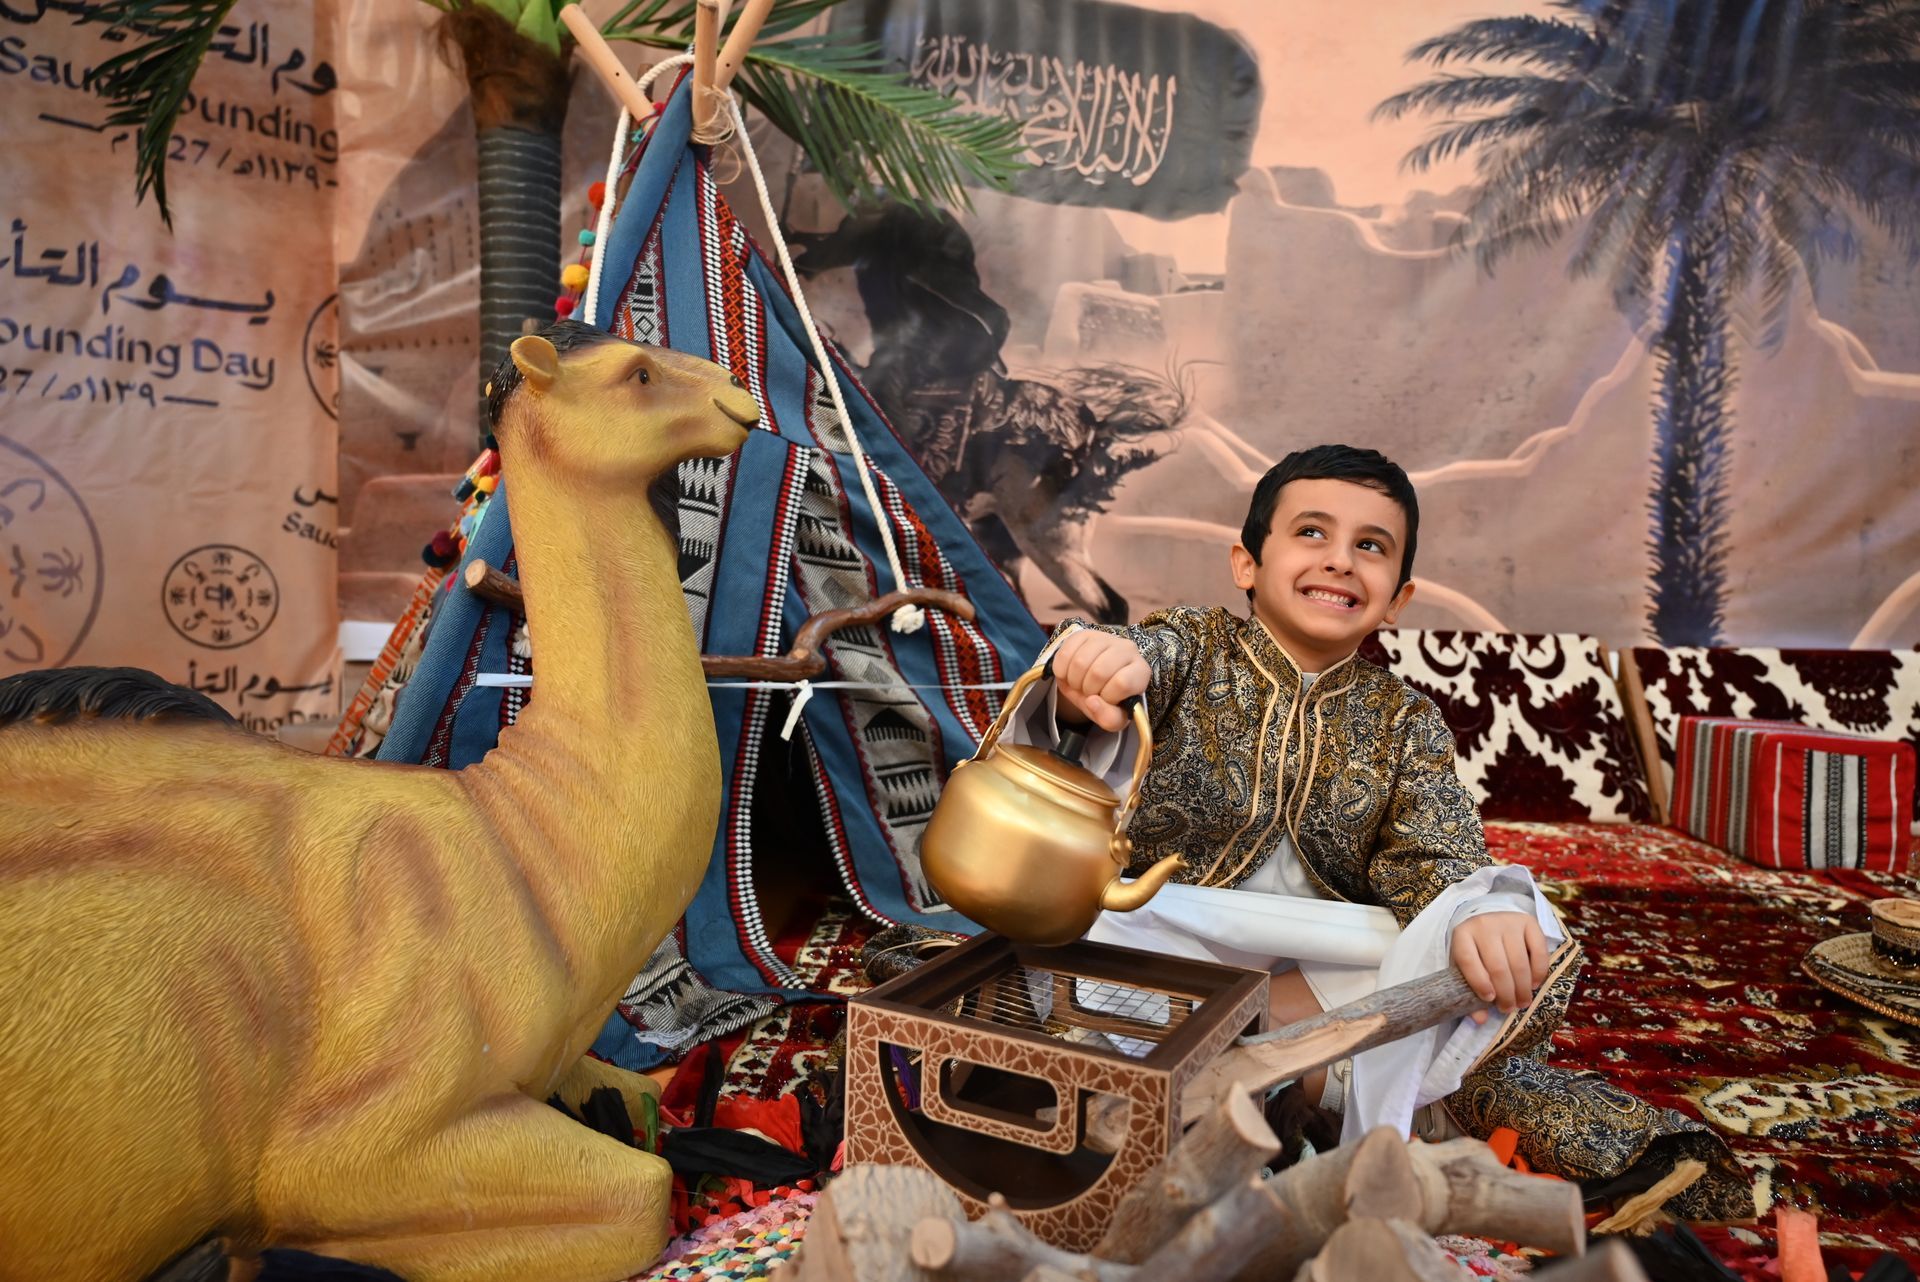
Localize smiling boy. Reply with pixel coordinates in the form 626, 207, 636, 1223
1022, 445, 1746, 1214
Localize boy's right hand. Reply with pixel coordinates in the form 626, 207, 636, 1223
1051, 629, 1150, 733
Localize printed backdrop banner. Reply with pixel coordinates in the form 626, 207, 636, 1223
8, 0, 1919, 698
792, 0, 1920, 651
1, 0, 340, 730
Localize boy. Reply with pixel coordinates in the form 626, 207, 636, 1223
1022, 445, 1745, 1215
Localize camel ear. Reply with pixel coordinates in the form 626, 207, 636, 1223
511, 336, 560, 393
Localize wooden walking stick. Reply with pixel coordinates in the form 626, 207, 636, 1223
463, 557, 976, 681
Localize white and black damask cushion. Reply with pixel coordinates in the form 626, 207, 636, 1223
1356, 631, 1654, 824
1627, 647, 1920, 827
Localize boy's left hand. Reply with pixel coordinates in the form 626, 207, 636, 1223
1450, 912, 1551, 1023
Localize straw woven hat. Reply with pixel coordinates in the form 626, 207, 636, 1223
1803, 898, 1920, 1027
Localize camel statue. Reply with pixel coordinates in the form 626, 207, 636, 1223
0, 322, 759, 1282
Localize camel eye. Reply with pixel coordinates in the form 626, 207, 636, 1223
632, 366, 650, 385
730, 375, 744, 389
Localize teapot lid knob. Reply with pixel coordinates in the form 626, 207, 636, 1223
1051, 725, 1089, 765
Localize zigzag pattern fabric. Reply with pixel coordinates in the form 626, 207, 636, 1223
373, 80, 1043, 1066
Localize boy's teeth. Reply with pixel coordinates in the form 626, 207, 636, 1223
1306, 588, 1355, 606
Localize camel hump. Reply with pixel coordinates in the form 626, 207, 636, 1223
0, 666, 238, 729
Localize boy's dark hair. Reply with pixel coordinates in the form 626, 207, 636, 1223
1241, 445, 1419, 592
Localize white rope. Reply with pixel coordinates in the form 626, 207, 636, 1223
725, 95, 927, 634
580, 103, 631, 327
636, 52, 695, 97
474, 673, 1015, 692
474, 672, 1017, 740
579, 55, 930, 635
583, 53, 696, 324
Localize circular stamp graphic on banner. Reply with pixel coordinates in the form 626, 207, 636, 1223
303, 293, 340, 420
0, 434, 106, 675
162, 545, 279, 650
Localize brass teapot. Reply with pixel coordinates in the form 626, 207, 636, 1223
921, 659, 1184, 946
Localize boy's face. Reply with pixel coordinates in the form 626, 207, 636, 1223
1230, 477, 1415, 672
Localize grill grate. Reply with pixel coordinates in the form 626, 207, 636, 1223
944, 965, 1200, 1059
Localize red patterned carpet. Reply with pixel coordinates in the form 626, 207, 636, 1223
659, 900, 872, 1113
1491, 820, 1920, 1268
666, 825, 1920, 1271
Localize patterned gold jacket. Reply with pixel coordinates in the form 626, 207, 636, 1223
1061, 605, 1489, 927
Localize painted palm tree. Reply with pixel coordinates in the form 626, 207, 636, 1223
1376, 0, 1920, 644
88, 0, 1025, 440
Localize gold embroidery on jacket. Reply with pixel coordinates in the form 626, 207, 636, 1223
1057, 605, 1490, 926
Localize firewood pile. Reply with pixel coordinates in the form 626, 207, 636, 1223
778, 1087, 1650, 1282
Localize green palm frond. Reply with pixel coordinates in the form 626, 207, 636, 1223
731, 38, 1026, 211
1383, 0, 1920, 329
84, 0, 240, 228
602, 8, 1028, 211
604, 0, 842, 44
1374, 73, 1612, 121
1405, 15, 1604, 72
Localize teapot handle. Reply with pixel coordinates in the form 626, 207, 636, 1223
969, 660, 1048, 764
972, 648, 1156, 832
1113, 694, 1153, 829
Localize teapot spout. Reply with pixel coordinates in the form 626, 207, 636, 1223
1100, 854, 1185, 914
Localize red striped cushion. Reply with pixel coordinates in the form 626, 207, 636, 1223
1670, 716, 1915, 872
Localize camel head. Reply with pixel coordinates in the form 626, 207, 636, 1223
490, 320, 759, 485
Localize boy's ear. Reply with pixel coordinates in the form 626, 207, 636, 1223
1229, 543, 1258, 591
1381, 579, 1415, 627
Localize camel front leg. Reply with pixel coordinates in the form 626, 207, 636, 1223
273, 1094, 672, 1282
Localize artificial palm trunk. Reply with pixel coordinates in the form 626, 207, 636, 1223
1647, 228, 1736, 647
445, 4, 573, 441
477, 126, 565, 426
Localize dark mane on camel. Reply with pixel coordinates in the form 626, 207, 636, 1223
484, 318, 624, 430
481, 318, 686, 548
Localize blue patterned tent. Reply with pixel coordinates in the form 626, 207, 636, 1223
375, 80, 1044, 1066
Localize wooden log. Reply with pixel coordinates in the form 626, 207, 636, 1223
1225, 1126, 1420, 1282
1093, 1086, 1280, 1262
1182, 970, 1486, 1120
1140, 1132, 1426, 1282
1533, 1242, 1651, 1282
908, 1196, 1121, 1281
788, 1165, 961, 1282
1290, 1218, 1472, 1282
1080, 1094, 1132, 1155
1406, 1138, 1586, 1257
464, 557, 525, 612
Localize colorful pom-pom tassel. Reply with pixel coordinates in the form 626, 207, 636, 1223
560, 263, 591, 291
588, 181, 607, 208
578, 229, 596, 247
422, 529, 460, 569
554, 295, 577, 318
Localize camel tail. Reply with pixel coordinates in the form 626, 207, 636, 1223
0, 666, 238, 729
